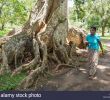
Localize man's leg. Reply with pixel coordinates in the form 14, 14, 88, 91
88, 50, 98, 78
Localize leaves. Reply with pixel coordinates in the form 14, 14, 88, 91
69, 0, 110, 32
0, 73, 26, 90
0, 0, 35, 30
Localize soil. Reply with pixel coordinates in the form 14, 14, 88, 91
39, 39, 110, 91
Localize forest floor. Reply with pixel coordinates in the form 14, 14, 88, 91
40, 39, 110, 91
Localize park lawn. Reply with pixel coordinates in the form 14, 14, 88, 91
101, 35, 110, 40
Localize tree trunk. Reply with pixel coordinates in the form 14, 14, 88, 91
1, 23, 5, 30
0, 0, 79, 90
18, 0, 70, 90
102, 26, 105, 37
101, 20, 108, 37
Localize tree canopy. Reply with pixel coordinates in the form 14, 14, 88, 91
69, 0, 110, 36
0, 0, 35, 30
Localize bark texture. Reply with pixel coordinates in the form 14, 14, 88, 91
0, 0, 85, 90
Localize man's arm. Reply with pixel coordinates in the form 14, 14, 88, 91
85, 41, 89, 47
98, 40, 104, 54
84, 35, 89, 48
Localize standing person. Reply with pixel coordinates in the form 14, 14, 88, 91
85, 26, 104, 79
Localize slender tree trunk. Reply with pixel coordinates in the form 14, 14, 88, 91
101, 20, 108, 37
102, 26, 105, 37
0, 23, 5, 30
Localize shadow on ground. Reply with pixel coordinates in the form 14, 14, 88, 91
39, 39, 110, 91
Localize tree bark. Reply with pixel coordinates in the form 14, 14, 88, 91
102, 26, 105, 37
101, 19, 108, 37
0, 23, 5, 30
102, 21, 107, 36
0, 0, 79, 90
18, 0, 70, 90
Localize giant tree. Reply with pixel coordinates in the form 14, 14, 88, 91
0, 0, 81, 90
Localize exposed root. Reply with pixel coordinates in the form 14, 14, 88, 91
0, 0, 83, 90
55, 64, 75, 71
11, 38, 41, 76
18, 65, 47, 89
11, 58, 38, 77
18, 43, 48, 89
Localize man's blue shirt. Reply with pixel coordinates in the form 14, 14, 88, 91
86, 33, 100, 51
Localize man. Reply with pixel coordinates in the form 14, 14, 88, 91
85, 26, 104, 79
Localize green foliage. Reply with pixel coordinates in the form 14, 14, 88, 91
70, 0, 86, 21
101, 35, 110, 40
69, 0, 110, 35
0, 29, 9, 37
0, 73, 26, 90
99, 43, 107, 52
0, 0, 35, 30
86, 15, 100, 28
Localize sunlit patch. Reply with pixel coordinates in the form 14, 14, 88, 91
106, 73, 110, 76
68, 0, 74, 8
97, 65, 109, 71
99, 80, 109, 85
79, 68, 87, 74
79, 68, 86, 71
82, 71, 87, 74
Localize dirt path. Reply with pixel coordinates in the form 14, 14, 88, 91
40, 39, 110, 91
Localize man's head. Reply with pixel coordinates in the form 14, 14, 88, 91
90, 26, 96, 35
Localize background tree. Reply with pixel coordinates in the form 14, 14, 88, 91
93, 0, 110, 36
0, 0, 35, 30
69, 0, 110, 36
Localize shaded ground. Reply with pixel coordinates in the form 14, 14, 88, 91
39, 39, 110, 91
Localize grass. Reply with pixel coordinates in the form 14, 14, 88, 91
101, 35, 110, 40
0, 30, 10, 37
79, 58, 88, 62
102, 44, 107, 50
0, 72, 26, 90
98, 44, 107, 52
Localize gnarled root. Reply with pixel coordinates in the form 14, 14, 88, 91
18, 44, 48, 89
